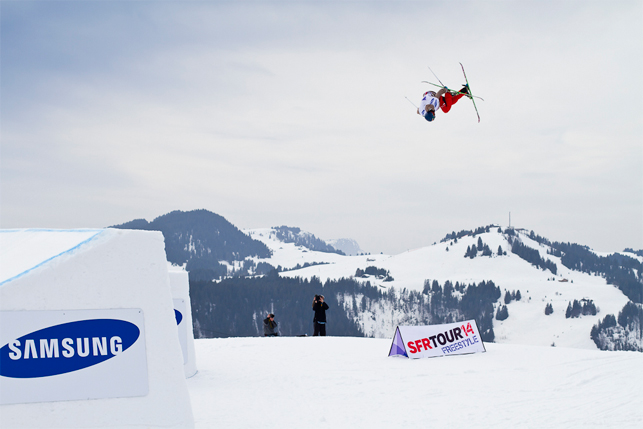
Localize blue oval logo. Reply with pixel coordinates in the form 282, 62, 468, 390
0, 319, 140, 378
174, 309, 183, 325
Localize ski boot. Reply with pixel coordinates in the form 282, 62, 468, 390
459, 84, 471, 98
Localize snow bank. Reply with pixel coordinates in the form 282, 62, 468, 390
188, 337, 643, 429
0, 229, 194, 428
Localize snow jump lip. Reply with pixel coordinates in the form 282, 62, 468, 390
0, 229, 105, 286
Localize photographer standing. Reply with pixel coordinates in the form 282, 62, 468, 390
263, 313, 279, 337
312, 295, 329, 336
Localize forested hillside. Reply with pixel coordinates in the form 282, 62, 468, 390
272, 226, 344, 255
190, 274, 501, 341
111, 209, 271, 280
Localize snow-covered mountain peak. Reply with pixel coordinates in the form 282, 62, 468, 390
326, 238, 364, 256
252, 226, 635, 350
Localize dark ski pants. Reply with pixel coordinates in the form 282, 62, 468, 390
440, 91, 466, 113
314, 322, 326, 336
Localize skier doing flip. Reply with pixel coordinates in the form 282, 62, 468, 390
417, 85, 469, 122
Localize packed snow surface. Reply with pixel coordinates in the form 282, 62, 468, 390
188, 337, 642, 429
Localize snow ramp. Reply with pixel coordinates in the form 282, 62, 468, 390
0, 228, 194, 428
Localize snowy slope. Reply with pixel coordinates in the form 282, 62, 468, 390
187, 337, 643, 429
244, 227, 383, 270
244, 227, 633, 350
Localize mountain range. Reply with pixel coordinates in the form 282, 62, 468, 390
112, 209, 643, 352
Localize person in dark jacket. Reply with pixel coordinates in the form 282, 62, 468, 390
312, 295, 329, 336
263, 313, 279, 336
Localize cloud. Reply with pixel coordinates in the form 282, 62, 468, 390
1, 0, 641, 254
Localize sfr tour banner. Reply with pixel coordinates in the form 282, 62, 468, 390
388, 320, 486, 359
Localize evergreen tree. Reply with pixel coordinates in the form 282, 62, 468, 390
470, 244, 477, 258
504, 291, 513, 304
545, 303, 554, 315
582, 300, 597, 316
571, 300, 582, 318
496, 305, 509, 321
565, 300, 586, 318
422, 280, 431, 295
618, 301, 642, 328
482, 244, 492, 257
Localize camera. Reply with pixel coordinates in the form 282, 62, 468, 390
314, 295, 321, 300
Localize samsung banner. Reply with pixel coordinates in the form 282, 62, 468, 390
388, 320, 486, 359
0, 309, 148, 405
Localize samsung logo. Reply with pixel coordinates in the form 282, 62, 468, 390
0, 319, 140, 378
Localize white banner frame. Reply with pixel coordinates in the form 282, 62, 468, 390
389, 319, 486, 359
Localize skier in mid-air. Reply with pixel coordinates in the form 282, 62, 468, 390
417, 85, 470, 122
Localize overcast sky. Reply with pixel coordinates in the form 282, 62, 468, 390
2, 0, 642, 255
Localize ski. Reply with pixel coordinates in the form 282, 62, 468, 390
421, 81, 485, 101
459, 62, 480, 123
